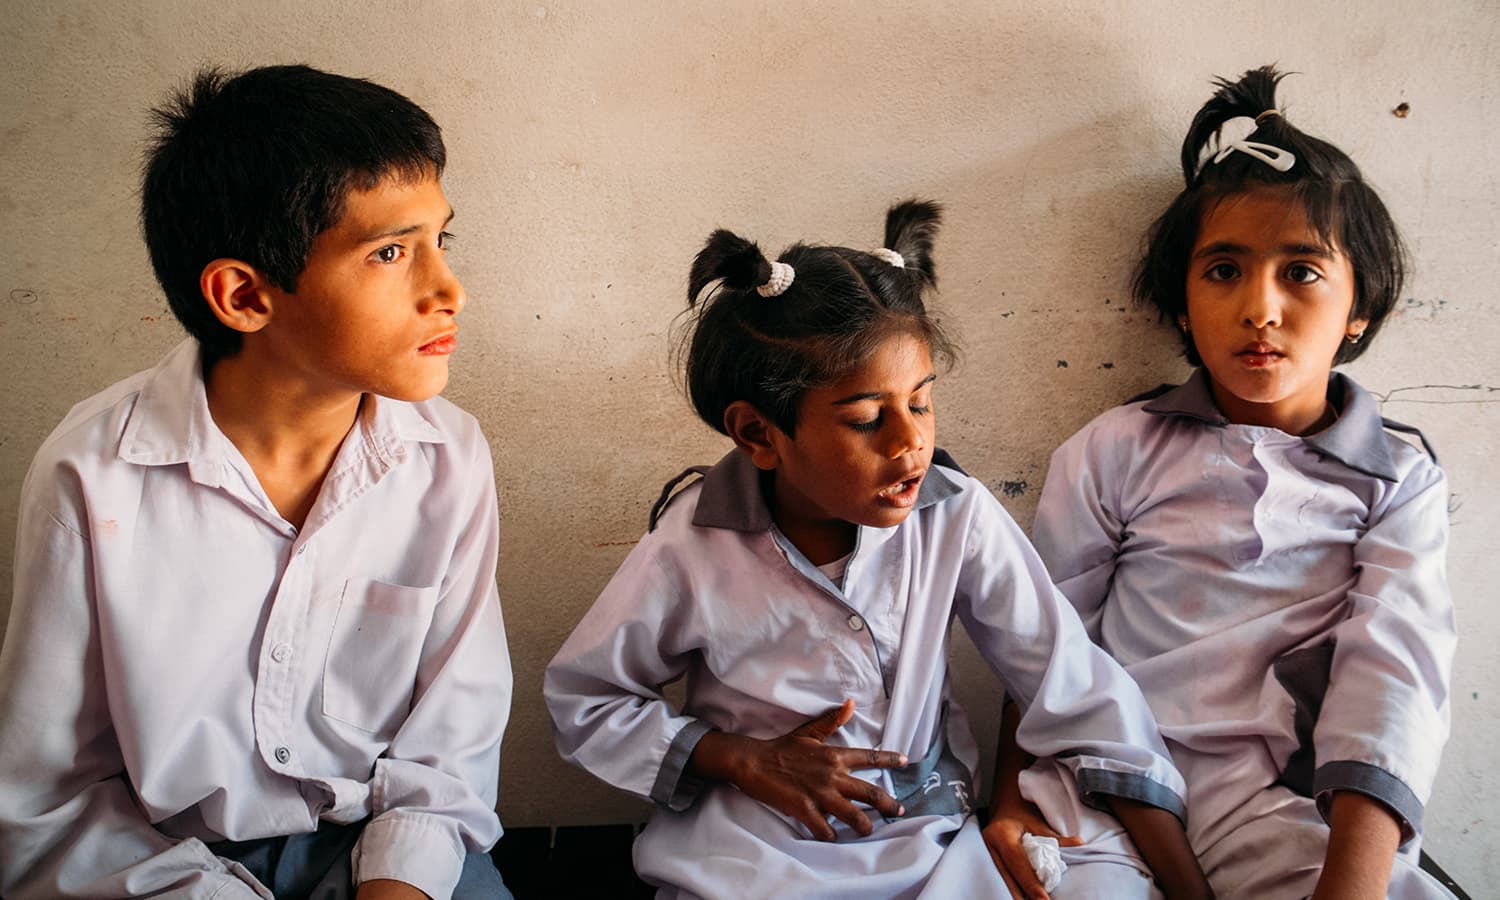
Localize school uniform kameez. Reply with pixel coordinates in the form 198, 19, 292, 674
1033, 370, 1456, 899
546, 449, 1188, 899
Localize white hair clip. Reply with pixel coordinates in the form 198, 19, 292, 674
869, 247, 906, 268
756, 261, 795, 298
1194, 116, 1297, 178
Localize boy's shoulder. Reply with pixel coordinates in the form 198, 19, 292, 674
388, 392, 496, 483
27, 358, 169, 483
402, 391, 484, 443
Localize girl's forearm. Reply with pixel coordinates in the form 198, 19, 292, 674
990, 698, 1030, 811
1107, 797, 1213, 900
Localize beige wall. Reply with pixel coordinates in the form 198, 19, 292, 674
3, 0, 1496, 887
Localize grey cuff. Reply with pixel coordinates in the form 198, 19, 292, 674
649, 719, 716, 812
1314, 760, 1423, 847
1076, 768, 1188, 826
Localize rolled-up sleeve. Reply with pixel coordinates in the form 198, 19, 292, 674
1312, 459, 1454, 846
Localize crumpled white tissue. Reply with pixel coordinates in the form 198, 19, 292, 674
1021, 833, 1067, 893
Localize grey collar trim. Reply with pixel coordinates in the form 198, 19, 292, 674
690, 448, 962, 532
1142, 369, 1398, 482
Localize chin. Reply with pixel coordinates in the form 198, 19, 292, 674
1216, 369, 1293, 404
389, 370, 452, 402
379, 382, 448, 403
863, 507, 917, 529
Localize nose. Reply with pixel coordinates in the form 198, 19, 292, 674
884, 409, 927, 459
1240, 267, 1283, 330
422, 251, 467, 316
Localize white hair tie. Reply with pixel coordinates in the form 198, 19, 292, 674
757, 261, 795, 297
1212, 139, 1295, 171
869, 247, 906, 268
1194, 116, 1297, 178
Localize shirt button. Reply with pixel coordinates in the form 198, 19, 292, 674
270, 643, 292, 663
274, 746, 291, 764
847, 615, 865, 632
295, 545, 307, 556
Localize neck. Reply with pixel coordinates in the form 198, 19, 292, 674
764, 471, 856, 566
205, 351, 363, 455
204, 349, 364, 529
1207, 378, 1336, 436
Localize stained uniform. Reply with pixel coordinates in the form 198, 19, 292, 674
546, 449, 1188, 899
1033, 371, 1456, 898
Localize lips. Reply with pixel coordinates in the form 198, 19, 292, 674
1235, 341, 1285, 367
418, 331, 458, 355
877, 470, 926, 504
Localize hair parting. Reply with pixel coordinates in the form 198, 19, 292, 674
676, 200, 956, 437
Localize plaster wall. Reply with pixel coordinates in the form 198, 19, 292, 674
2, 0, 1496, 886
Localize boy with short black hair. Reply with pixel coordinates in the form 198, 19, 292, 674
0, 64, 512, 900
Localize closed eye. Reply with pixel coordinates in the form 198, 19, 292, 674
850, 403, 931, 433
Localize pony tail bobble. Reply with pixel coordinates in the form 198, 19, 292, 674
882, 199, 942, 287
687, 229, 773, 307
1181, 65, 1288, 185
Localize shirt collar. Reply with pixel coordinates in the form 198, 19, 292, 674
118, 339, 445, 480
1143, 368, 1399, 482
691, 447, 962, 532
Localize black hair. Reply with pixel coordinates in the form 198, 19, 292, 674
1133, 65, 1406, 366
141, 64, 446, 362
677, 200, 956, 437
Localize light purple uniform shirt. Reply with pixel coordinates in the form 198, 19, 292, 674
546, 449, 1185, 898
0, 339, 511, 899
1034, 370, 1454, 852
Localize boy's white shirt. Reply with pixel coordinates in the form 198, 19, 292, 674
1033, 369, 1455, 854
0, 339, 511, 900
545, 449, 1186, 897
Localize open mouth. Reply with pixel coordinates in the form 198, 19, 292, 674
877, 473, 925, 505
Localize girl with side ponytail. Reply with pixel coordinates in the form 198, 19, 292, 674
546, 202, 1202, 898
998, 67, 1456, 899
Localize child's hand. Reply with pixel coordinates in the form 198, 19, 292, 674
981, 799, 1081, 900
687, 698, 908, 841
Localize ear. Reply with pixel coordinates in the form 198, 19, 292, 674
723, 401, 785, 471
200, 258, 276, 334
1346, 315, 1369, 341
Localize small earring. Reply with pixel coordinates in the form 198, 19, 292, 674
1178, 317, 1190, 333
1345, 331, 1364, 344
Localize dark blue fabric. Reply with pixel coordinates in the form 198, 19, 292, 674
210, 820, 512, 899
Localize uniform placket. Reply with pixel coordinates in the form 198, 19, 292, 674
774, 528, 890, 699
254, 539, 314, 780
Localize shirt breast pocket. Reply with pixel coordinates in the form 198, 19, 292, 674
321, 576, 440, 736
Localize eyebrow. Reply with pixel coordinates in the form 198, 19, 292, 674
832, 373, 937, 406
356, 207, 456, 244
1193, 240, 1335, 260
